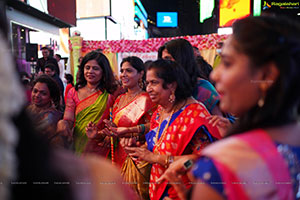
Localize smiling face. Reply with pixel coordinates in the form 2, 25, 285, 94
146, 68, 172, 106
210, 36, 262, 116
120, 61, 142, 89
42, 49, 50, 58
31, 82, 51, 108
84, 59, 103, 85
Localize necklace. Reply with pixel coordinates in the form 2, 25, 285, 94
153, 99, 188, 149
154, 108, 175, 148
122, 89, 142, 106
86, 86, 98, 93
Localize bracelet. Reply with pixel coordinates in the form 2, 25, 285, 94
168, 155, 174, 166
164, 155, 174, 168
140, 124, 145, 134
164, 156, 169, 168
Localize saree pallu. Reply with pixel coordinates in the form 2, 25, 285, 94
113, 92, 156, 200
147, 103, 220, 200
73, 90, 113, 156
113, 92, 156, 167
199, 129, 294, 200
192, 79, 220, 113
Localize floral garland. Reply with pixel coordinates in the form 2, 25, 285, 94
69, 33, 229, 53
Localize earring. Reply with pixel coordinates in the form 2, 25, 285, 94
51, 100, 55, 107
138, 78, 144, 89
257, 97, 265, 107
169, 91, 175, 103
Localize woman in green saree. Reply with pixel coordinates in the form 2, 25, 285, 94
57, 51, 117, 156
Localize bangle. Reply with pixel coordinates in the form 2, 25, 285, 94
140, 124, 145, 135
164, 155, 174, 168
168, 155, 174, 166
164, 156, 169, 168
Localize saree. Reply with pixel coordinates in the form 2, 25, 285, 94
193, 129, 295, 200
192, 79, 220, 113
112, 92, 156, 200
146, 103, 221, 200
64, 87, 114, 156
26, 105, 64, 148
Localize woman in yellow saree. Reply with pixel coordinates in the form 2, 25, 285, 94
87, 56, 156, 199
57, 51, 117, 156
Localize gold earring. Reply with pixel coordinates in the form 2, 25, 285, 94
257, 96, 265, 107
169, 91, 175, 103
138, 78, 144, 89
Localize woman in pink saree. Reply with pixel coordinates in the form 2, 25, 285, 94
57, 51, 117, 156
159, 16, 300, 200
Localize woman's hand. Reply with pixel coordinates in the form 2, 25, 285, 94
157, 156, 196, 200
125, 146, 158, 164
97, 136, 111, 148
56, 119, 72, 142
86, 121, 98, 138
207, 115, 231, 137
104, 119, 131, 137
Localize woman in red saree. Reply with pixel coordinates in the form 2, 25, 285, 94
87, 56, 156, 199
125, 60, 221, 200
159, 16, 300, 200
57, 51, 117, 156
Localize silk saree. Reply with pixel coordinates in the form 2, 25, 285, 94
146, 103, 221, 200
64, 87, 114, 156
112, 92, 156, 200
192, 129, 297, 200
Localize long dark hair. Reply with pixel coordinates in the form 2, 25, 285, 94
228, 16, 300, 136
158, 39, 202, 91
120, 56, 146, 90
32, 75, 61, 110
147, 59, 192, 105
75, 51, 117, 94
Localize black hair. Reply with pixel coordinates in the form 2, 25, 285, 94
147, 59, 192, 104
41, 46, 50, 51
64, 73, 74, 86
195, 56, 213, 81
157, 45, 166, 59
158, 39, 202, 91
55, 54, 61, 59
120, 56, 146, 90
75, 51, 117, 94
32, 74, 61, 110
44, 63, 56, 72
228, 16, 300, 136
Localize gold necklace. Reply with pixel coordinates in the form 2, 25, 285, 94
122, 90, 142, 105
154, 99, 188, 149
86, 86, 98, 93
154, 108, 175, 148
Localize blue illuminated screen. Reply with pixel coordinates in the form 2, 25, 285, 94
157, 12, 178, 27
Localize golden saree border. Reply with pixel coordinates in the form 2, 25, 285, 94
113, 93, 149, 126
75, 90, 103, 116
201, 130, 293, 200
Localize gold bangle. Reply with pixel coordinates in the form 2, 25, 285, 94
164, 155, 169, 168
